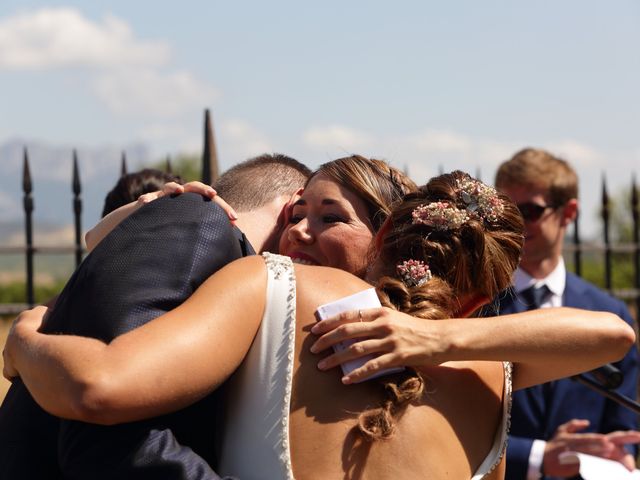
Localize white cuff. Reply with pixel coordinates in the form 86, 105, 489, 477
527, 439, 546, 480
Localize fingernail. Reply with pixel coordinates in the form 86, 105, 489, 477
310, 323, 320, 334
317, 359, 327, 370
309, 343, 318, 354
341, 376, 352, 385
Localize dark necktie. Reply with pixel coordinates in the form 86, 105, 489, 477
520, 284, 551, 310
520, 284, 556, 414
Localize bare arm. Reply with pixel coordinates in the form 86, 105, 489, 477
3, 256, 265, 425
309, 307, 636, 389
85, 200, 143, 251
85, 182, 236, 251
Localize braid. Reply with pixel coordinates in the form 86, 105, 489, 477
356, 275, 455, 441
358, 370, 425, 440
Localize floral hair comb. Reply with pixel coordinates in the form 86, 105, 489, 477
455, 177, 504, 223
412, 176, 505, 231
412, 201, 469, 230
396, 259, 432, 287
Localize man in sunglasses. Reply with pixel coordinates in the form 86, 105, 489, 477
493, 148, 639, 479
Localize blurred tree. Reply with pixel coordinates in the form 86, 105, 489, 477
608, 187, 634, 243
149, 153, 201, 183
570, 186, 635, 291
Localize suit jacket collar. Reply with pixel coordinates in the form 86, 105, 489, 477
234, 227, 256, 256
513, 260, 566, 298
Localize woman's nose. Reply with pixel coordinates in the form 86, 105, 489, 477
288, 218, 313, 244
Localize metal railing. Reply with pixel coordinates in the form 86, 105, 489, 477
0, 110, 220, 316
1, 123, 638, 318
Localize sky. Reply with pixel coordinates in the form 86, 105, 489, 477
0, 1, 639, 237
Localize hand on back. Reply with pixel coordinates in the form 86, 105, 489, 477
139, 181, 238, 224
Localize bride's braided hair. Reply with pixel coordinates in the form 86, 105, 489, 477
358, 170, 524, 441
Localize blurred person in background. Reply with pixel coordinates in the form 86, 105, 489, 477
492, 147, 640, 479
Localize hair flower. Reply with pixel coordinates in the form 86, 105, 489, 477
396, 259, 432, 288
455, 177, 504, 223
412, 201, 469, 231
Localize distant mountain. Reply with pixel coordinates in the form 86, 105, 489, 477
0, 138, 151, 236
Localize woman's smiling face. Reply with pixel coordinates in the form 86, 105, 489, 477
278, 173, 375, 277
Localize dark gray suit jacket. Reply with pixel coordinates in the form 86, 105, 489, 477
0, 193, 252, 479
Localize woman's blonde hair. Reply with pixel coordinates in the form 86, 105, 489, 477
359, 170, 524, 440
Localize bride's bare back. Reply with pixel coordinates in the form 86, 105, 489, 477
290, 265, 507, 480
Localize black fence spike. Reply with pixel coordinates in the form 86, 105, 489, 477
22, 147, 32, 194
22, 147, 34, 306
202, 109, 219, 185
72, 150, 81, 195
72, 150, 83, 266
632, 173, 640, 316
121, 151, 128, 176
601, 174, 612, 291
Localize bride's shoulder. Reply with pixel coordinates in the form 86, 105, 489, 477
216, 255, 269, 281
294, 264, 370, 295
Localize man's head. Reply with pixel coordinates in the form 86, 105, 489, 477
495, 148, 578, 277
103, 169, 182, 217
214, 153, 311, 253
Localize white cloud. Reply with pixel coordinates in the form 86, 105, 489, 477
0, 8, 169, 70
296, 124, 634, 238
546, 140, 602, 167
0, 8, 218, 124
299, 126, 520, 182
139, 123, 195, 148
303, 125, 376, 152
405, 128, 472, 154
219, 120, 274, 162
94, 69, 218, 117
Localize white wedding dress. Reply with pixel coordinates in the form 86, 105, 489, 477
217, 253, 511, 480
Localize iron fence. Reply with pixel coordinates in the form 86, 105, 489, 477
0, 110, 219, 316
0, 132, 639, 319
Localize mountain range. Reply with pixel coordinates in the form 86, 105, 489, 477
0, 138, 151, 246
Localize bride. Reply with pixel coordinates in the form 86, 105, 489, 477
4, 171, 634, 479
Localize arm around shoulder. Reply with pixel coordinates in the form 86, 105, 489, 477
6, 256, 269, 425
310, 306, 635, 387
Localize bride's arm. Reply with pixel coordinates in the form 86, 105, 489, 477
309, 307, 635, 390
3, 256, 265, 425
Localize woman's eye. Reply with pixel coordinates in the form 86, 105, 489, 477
323, 215, 345, 223
289, 215, 303, 224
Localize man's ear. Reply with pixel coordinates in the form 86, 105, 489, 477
277, 188, 304, 230
561, 198, 578, 227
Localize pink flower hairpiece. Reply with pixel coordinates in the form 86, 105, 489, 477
396, 259, 432, 288
455, 177, 504, 223
412, 201, 469, 231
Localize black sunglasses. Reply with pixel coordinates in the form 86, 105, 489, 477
517, 202, 558, 222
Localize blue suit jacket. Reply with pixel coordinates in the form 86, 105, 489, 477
0, 193, 250, 480
494, 272, 639, 480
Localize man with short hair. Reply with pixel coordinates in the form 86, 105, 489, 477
0, 153, 311, 480
493, 147, 639, 479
